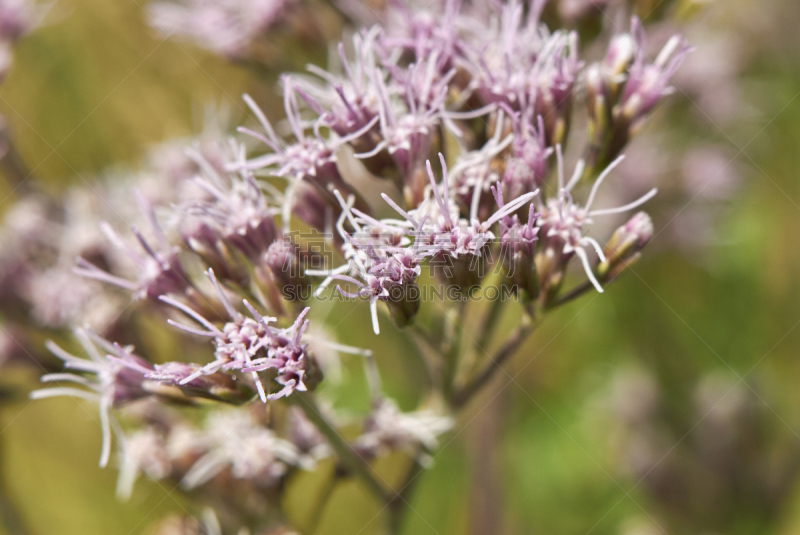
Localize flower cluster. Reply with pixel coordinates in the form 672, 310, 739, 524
12, 1, 694, 533
116, 406, 328, 500
148, 0, 298, 59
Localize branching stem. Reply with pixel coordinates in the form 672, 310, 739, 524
293, 393, 390, 502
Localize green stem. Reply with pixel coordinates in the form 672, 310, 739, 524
441, 303, 465, 399
450, 315, 538, 408
387, 458, 425, 535
408, 326, 442, 389
475, 295, 505, 359
292, 393, 390, 502
549, 280, 594, 309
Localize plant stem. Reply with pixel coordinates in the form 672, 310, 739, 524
475, 295, 505, 357
442, 303, 466, 399
408, 326, 442, 389
549, 280, 594, 309
292, 393, 390, 502
450, 315, 538, 408
387, 458, 425, 535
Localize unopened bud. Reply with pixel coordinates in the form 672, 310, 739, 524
500, 210, 540, 302
183, 222, 250, 288
375, 252, 421, 328
266, 238, 310, 299
385, 281, 421, 328
503, 116, 550, 198
586, 65, 609, 146
603, 34, 637, 81
597, 211, 653, 281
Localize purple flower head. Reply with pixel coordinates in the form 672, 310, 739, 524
617, 17, 691, 126
494, 186, 540, 300
536, 146, 657, 294
533, 31, 582, 145
31, 329, 153, 467
160, 269, 314, 402
116, 427, 172, 500
181, 410, 301, 489
238, 306, 313, 401
237, 83, 334, 181
585, 23, 688, 170
449, 117, 514, 219
405, 154, 538, 252
295, 29, 383, 144
466, 0, 580, 145
265, 237, 308, 294
286, 405, 331, 466
147, 0, 296, 59
74, 194, 190, 301
236, 81, 375, 209
603, 33, 638, 82
354, 398, 453, 460
495, 189, 539, 258
353, 65, 445, 205
598, 211, 653, 282
182, 146, 279, 262
324, 154, 537, 308
145, 107, 230, 190
502, 107, 553, 199
465, 0, 546, 105
377, 0, 464, 70
312, 190, 422, 334
287, 180, 336, 234
25, 263, 123, 329
112, 356, 248, 403
0, 0, 29, 42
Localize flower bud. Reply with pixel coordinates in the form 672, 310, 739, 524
266, 238, 310, 300
616, 31, 690, 126
586, 64, 608, 149
371, 251, 421, 328
499, 207, 540, 302
597, 211, 653, 281
142, 361, 255, 405
291, 181, 331, 232
182, 221, 250, 288
586, 20, 688, 173
502, 115, 550, 198
603, 34, 637, 84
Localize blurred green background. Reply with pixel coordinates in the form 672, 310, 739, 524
2, 0, 800, 533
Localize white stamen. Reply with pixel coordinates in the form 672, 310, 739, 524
159, 295, 223, 335
585, 155, 626, 211
99, 397, 112, 468
575, 247, 604, 293
590, 188, 658, 216
243, 93, 281, 148
29, 387, 100, 401
370, 298, 380, 335
584, 236, 607, 263
565, 159, 586, 192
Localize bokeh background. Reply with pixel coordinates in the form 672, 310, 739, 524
2, 0, 800, 533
